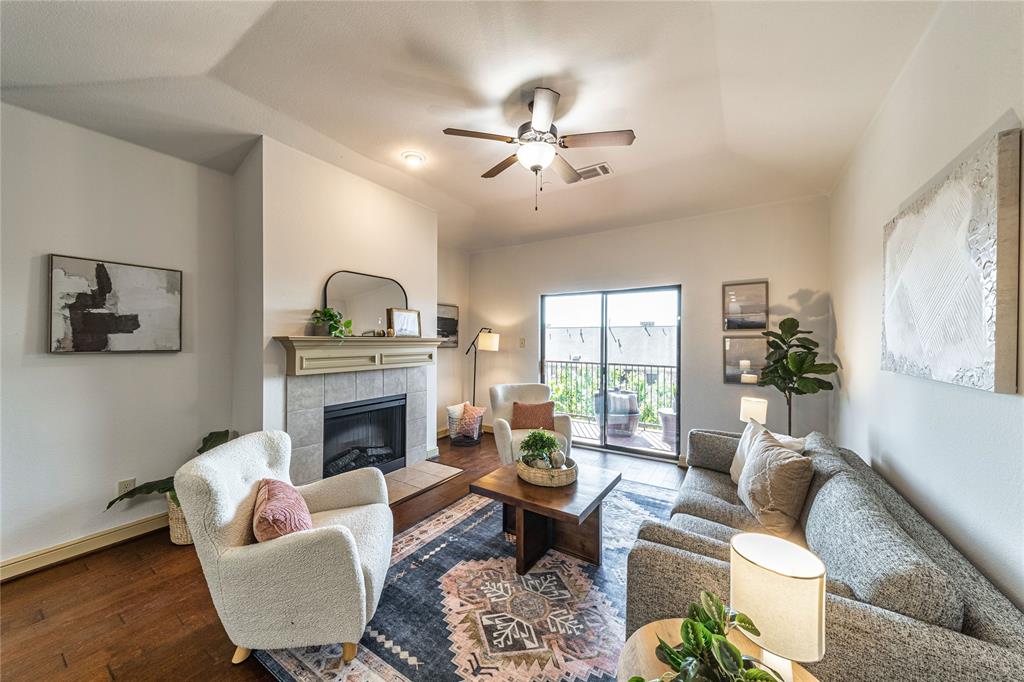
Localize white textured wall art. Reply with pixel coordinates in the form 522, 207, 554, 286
881, 126, 1020, 392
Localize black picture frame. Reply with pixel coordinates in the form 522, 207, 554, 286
722, 280, 769, 331
48, 253, 183, 353
438, 303, 459, 348
723, 335, 767, 385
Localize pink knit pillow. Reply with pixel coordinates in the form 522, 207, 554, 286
511, 401, 555, 430
252, 479, 313, 542
456, 402, 486, 437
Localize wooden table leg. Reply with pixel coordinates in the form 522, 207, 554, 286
515, 505, 551, 574
502, 503, 516, 534
552, 502, 603, 565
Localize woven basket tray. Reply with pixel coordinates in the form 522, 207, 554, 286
516, 458, 578, 487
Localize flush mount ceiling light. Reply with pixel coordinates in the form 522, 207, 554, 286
401, 150, 425, 167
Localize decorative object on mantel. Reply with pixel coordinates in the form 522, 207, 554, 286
105, 430, 236, 545
465, 327, 500, 404
882, 122, 1020, 393
757, 318, 836, 435
387, 307, 421, 337
49, 254, 182, 353
274, 335, 441, 376
516, 429, 577, 487
723, 280, 769, 331
322, 270, 407, 337
437, 303, 459, 348
309, 307, 352, 337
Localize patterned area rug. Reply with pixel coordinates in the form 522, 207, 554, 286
255, 479, 675, 682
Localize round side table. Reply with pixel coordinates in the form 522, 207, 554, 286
616, 618, 819, 682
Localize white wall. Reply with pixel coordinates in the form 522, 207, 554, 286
259, 138, 439, 448
467, 197, 832, 440
437, 247, 470, 429
1, 104, 235, 560
829, 3, 1024, 606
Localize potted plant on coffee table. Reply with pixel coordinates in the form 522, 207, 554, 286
516, 429, 577, 487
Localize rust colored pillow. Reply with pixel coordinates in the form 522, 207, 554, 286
252, 478, 313, 542
511, 401, 555, 430
456, 402, 486, 437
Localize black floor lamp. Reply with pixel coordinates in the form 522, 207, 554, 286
465, 327, 500, 405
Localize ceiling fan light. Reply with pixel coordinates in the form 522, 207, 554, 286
516, 141, 556, 172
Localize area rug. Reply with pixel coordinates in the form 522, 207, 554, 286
254, 479, 676, 682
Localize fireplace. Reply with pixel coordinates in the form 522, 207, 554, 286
323, 394, 406, 478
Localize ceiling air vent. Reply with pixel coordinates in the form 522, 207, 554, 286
576, 162, 613, 181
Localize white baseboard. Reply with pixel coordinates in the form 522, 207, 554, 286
436, 427, 449, 438
1, 512, 169, 582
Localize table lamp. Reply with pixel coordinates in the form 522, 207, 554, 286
465, 328, 499, 405
730, 533, 826, 682
739, 396, 768, 424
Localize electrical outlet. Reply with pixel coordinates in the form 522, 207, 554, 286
519, 337, 526, 349
117, 478, 136, 496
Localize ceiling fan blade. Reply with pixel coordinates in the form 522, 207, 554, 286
551, 153, 582, 184
530, 87, 559, 133
559, 129, 636, 148
443, 128, 515, 143
482, 154, 518, 178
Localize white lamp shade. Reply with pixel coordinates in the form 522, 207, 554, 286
730, 533, 826, 663
517, 141, 556, 171
739, 396, 768, 423
477, 332, 500, 352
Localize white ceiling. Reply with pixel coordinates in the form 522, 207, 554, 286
1, 1, 939, 250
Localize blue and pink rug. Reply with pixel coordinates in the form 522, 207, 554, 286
255, 479, 675, 682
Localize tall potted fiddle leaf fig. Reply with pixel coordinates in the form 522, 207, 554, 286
758, 318, 837, 435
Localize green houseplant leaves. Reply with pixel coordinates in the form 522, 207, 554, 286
518, 429, 560, 466
310, 307, 353, 338
758, 317, 838, 434
632, 591, 782, 682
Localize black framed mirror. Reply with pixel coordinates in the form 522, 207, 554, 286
322, 270, 408, 336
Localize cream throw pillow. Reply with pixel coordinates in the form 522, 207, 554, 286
730, 418, 806, 483
737, 430, 814, 535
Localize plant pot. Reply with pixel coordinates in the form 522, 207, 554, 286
311, 323, 330, 337
166, 494, 193, 545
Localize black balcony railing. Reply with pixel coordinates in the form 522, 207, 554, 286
543, 360, 677, 427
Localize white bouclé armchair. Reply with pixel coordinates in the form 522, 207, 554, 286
174, 431, 393, 666
489, 383, 573, 465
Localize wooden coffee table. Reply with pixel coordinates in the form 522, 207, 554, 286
469, 463, 621, 574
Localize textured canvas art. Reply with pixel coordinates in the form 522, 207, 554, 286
50, 254, 182, 353
882, 127, 1020, 392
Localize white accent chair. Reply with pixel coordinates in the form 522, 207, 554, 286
489, 383, 573, 465
174, 430, 393, 666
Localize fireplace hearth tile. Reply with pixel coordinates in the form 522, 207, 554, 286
325, 373, 356, 406
383, 368, 407, 395
286, 407, 323, 449
407, 365, 427, 393
356, 370, 384, 401
287, 374, 324, 412
406, 391, 427, 421
407, 417, 426, 452
406, 444, 427, 465
290, 444, 323, 484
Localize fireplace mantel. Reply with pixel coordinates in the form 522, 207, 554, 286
274, 336, 442, 376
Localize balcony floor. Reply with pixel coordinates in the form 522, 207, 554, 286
570, 417, 676, 455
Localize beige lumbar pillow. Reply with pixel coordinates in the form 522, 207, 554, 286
737, 429, 814, 535
730, 418, 805, 484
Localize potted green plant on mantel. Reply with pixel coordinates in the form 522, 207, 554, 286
628, 591, 782, 682
106, 430, 235, 545
310, 307, 353, 338
758, 317, 838, 435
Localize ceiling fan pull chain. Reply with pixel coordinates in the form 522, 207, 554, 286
534, 170, 539, 211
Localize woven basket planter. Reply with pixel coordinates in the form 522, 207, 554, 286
516, 458, 578, 487
166, 494, 193, 546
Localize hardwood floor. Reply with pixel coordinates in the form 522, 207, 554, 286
0, 434, 684, 681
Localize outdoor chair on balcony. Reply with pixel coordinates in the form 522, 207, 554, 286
489, 383, 573, 465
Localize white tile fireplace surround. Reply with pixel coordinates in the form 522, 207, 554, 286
285, 366, 429, 484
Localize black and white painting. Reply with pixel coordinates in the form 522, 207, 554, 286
723, 280, 768, 330
882, 125, 1020, 393
723, 336, 767, 385
50, 254, 182, 353
438, 303, 458, 348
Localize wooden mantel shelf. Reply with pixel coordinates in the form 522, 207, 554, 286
274, 336, 442, 376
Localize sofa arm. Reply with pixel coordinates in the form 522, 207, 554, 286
553, 413, 573, 450
218, 525, 367, 648
685, 429, 741, 473
493, 418, 514, 465
637, 521, 731, 561
297, 466, 388, 513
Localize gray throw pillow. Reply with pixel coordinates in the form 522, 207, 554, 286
737, 430, 814, 535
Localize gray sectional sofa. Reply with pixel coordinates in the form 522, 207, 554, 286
626, 429, 1024, 681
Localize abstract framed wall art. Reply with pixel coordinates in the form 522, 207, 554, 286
722, 280, 768, 330
881, 124, 1020, 393
723, 336, 767, 385
437, 303, 459, 348
49, 254, 182, 353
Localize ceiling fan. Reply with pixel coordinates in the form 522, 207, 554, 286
442, 87, 636, 184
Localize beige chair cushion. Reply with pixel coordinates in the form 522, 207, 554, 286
736, 430, 814, 535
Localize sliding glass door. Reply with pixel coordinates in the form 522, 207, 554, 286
541, 286, 680, 458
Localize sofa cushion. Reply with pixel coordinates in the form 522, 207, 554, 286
804, 472, 964, 630
311, 503, 393, 620
736, 430, 814, 535
638, 521, 732, 562
669, 513, 740, 542
672, 467, 761, 531
252, 478, 313, 543
730, 419, 806, 483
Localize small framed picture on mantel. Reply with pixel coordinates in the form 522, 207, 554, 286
387, 308, 422, 337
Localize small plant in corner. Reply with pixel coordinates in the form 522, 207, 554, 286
758, 317, 838, 435
628, 591, 782, 682
518, 429, 560, 468
310, 307, 353, 338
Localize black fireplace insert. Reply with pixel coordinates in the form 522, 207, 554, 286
323, 394, 406, 478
